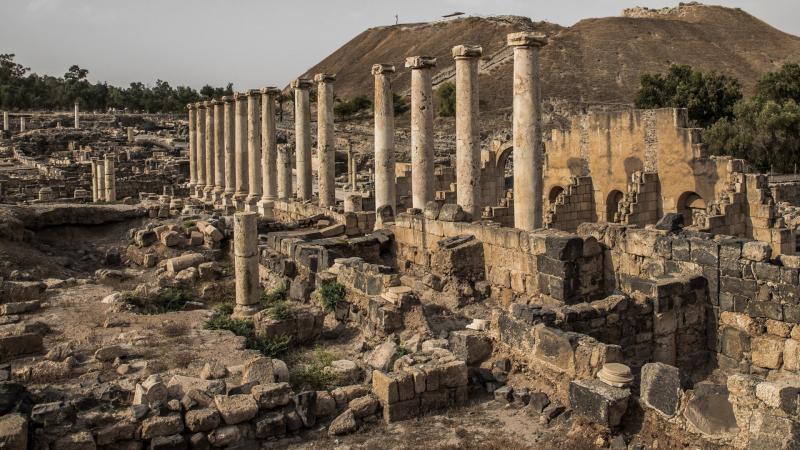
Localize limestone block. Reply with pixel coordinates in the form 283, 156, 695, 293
382, 398, 420, 423
251, 382, 292, 410
242, 357, 275, 384
314, 391, 336, 418
568, 379, 630, 428
372, 370, 398, 404
165, 253, 205, 274
449, 330, 492, 365
640, 362, 681, 417
160, 231, 181, 247
742, 241, 771, 262
751, 335, 784, 369
328, 408, 356, 435
294, 390, 317, 427
255, 412, 286, 438
150, 434, 185, 450
683, 383, 738, 437
214, 394, 258, 424
784, 339, 800, 372
746, 412, 800, 450
755, 380, 800, 413
140, 414, 184, 439
207, 425, 242, 447
0, 333, 43, 359
184, 408, 220, 432
53, 431, 96, 450
0, 413, 27, 450
167, 374, 226, 398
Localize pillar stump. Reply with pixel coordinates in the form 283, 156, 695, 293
245, 90, 262, 212
233, 212, 260, 318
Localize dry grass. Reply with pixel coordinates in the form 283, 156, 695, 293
160, 321, 189, 338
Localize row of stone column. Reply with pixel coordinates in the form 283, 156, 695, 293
90, 155, 116, 202
187, 88, 282, 213
369, 32, 545, 230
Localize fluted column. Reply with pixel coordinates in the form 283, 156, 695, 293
222, 96, 236, 208
233, 212, 260, 318
277, 144, 292, 201
259, 87, 281, 216
405, 56, 436, 209
203, 100, 215, 201
508, 32, 547, 231
74, 101, 80, 129
234, 92, 249, 210
104, 154, 116, 202
315, 73, 336, 208
187, 104, 197, 194
195, 102, 206, 198
245, 90, 262, 212
96, 160, 106, 201
453, 45, 483, 220
211, 100, 225, 202
372, 64, 397, 226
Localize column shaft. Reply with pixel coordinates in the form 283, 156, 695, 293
204, 101, 215, 200
246, 90, 262, 211
195, 104, 206, 196
405, 57, 436, 209
293, 79, 313, 200
260, 88, 280, 206
315, 74, 336, 208
3, 112, 8, 131
277, 144, 292, 201
74, 102, 80, 129
508, 32, 547, 231
234, 93, 249, 209
213, 100, 225, 200
453, 45, 483, 220
222, 97, 236, 206
373, 64, 397, 222
104, 156, 116, 201
187, 105, 197, 191
90, 159, 98, 202
233, 212, 260, 318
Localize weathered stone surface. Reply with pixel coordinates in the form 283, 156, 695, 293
141, 414, 184, 439
165, 253, 205, 274
568, 379, 630, 428
251, 382, 292, 410
349, 395, 379, 418
751, 335, 784, 369
294, 390, 317, 427
184, 408, 220, 432
640, 362, 681, 417
150, 434, 186, 450
207, 425, 242, 447
0, 413, 27, 450
199, 361, 227, 380
314, 390, 336, 418
325, 359, 361, 385
369, 339, 398, 371
95, 422, 135, 446
214, 394, 258, 424
683, 383, 738, 437
755, 380, 800, 414
167, 375, 226, 398
255, 412, 286, 438
328, 408, 357, 436
53, 431, 96, 450
331, 385, 370, 408
0, 333, 43, 359
449, 330, 492, 365
241, 357, 274, 384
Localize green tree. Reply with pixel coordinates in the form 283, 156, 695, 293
634, 64, 742, 127
436, 82, 455, 117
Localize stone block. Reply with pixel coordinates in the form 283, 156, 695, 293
53, 431, 96, 450
372, 370, 398, 404
0, 333, 43, 360
255, 412, 286, 438
251, 382, 292, 410
568, 379, 630, 428
439, 361, 468, 388
140, 414, 184, 439
683, 383, 738, 437
149, 434, 185, 450
214, 394, 258, 424
755, 381, 800, 414
640, 363, 681, 417
184, 408, 220, 432
0, 413, 26, 450
382, 398, 420, 423
751, 335, 784, 369
449, 330, 492, 365
742, 241, 771, 262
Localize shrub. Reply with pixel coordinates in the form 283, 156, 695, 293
393, 93, 409, 115
318, 281, 346, 311
437, 82, 456, 117
267, 301, 292, 321
122, 287, 191, 314
288, 348, 337, 391
334, 95, 372, 117
260, 284, 288, 307
204, 302, 291, 357
248, 334, 292, 357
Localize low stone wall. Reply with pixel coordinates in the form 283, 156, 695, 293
272, 200, 375, 236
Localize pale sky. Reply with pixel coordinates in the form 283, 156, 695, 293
2, 0, 797, 90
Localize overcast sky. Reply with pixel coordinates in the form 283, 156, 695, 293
2, 0, 797, 90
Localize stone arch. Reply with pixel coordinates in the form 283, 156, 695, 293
548, 185, 564, 209
677, 192, 706, 226
606, 190, 624, 222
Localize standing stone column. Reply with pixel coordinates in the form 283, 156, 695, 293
453, 45, 483, 220
222, 96, 236, 208
19, 116, 25, 132
233, 212, 260, 318
347, 143, 356, 191
508, 32, 547, 231
104, 154, 116, 202
204, 100, 215, 201
277, 144, 292, 201
315, 73, 336, 208
3, 111, 8, 131
187, 104, 197, 194
372, 64, 396, 224
74, 101, 80, 129
405, 56, 436, 209
127, 127, 134, 143
259, 87, 281, 215
96, 161, 106, 202
234, 92, 249, 210
195, 102, 207, 198
90, 158, 99, 202
292, 78, 313, 201
245, 90, 262, 212
213, 99, 225, 202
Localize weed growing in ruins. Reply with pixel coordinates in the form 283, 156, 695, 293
260, 283, 288, 306
182, 219, 197, 229
121, 287, 192, 314
204, 302, 291, 357
266, 301, 292, 321
288, 348, 338, 391
318, 281, 345, 312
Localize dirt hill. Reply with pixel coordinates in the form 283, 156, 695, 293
293, 3, 800, 112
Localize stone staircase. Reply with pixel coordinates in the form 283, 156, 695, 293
615, 171, 660, 226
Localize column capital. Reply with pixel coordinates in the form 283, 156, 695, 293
313, 73, 336, 83
452, 44, 483, 59
203, 100, 214, 108
234, 92, 248, 101
404, 56, 437, 69
507, 32, 547, 48
221, 96, 234, 103
211, 99, 223, 106
371, 64, 396, 75
186, 103, 195, 111
260, 87, 282, 97
247, 89, 261, 98
195, 102, 206, 109
291, 78, 313, 90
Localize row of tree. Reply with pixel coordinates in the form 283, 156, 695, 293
0, 53, 234, 113
634, 63, 800, 174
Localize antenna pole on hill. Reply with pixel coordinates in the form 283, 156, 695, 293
395, 14, 398, 25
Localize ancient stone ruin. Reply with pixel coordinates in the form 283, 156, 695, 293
2, 7, 800, 450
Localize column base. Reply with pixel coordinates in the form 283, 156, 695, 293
194, 186, 206, 198
233, 195, 247, 212
257, 199, 275, 218
232, 304, 260, 319
244, 196, 260, 213
212, 189, 224, 203
203, 186, 215, 202
221, 192, 236, 208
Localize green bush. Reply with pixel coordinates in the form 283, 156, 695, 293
204, 302, 291, 357
289, 348, 337, 391
393, 93, 409, 115
260, 284, 288, 307
248, 334, 292, 357
334, 95, 372, 117
267, 301, 292, 321
437, 82, 456, 117
318, 281, 346, 311
123, 287, 191, 314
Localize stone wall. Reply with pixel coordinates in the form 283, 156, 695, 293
272, 200, 375, 236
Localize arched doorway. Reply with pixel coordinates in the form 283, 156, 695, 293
677, 192, 706, 226
496, 146, 514, 191
548, 186, 564, 211
606, 190, 624, 222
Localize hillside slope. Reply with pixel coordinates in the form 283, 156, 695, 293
294, 4, 800, 112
